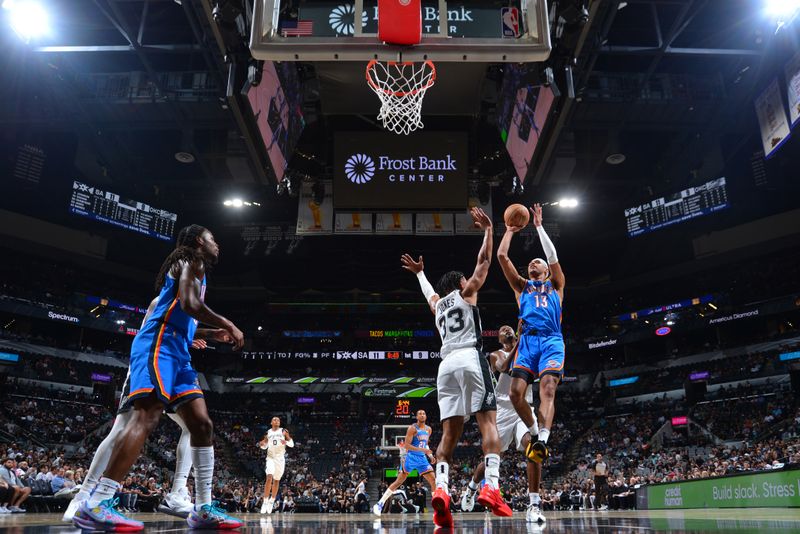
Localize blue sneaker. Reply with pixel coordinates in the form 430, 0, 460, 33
72, 498, 144, 532
187, 502, 243, 530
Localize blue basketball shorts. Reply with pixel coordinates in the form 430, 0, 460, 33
402, 454, 433, 475
120, 324, 203, 411
510, 333, 565, 384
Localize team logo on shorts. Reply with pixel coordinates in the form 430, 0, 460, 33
546, 360, 560, 369
345, 154, 375, 184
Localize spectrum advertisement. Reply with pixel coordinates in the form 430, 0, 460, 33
333, 132, 468, 211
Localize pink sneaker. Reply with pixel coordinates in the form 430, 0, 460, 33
72, 498, 144, 532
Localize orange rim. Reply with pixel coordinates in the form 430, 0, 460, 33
365, 60, 437, 97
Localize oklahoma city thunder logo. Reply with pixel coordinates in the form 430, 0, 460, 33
345, 154, 375, 184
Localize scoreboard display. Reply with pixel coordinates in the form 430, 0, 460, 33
69, 180, 177, 241
624, 177, 729, 237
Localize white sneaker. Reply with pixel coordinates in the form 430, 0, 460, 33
372, 502, 383, 516
599, 504, 608, 511
0, 506, 10, 514
461, 488, 476, 512
526, 503, 546, 524
159, 490, 194, 518
62, 497, 86, 522
260, 501, 268, 514
266, 498, 274, 515
9, 506, 25, 513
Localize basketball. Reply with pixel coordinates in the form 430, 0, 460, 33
504, 204, 530, 228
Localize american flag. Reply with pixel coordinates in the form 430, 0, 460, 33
280, 20, 313, 37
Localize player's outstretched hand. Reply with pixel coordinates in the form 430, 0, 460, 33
191, 339, 208, 350
401, 253, 424, 274
225, 323, 245, 350
209, 329, 233, 343
531, 203, 543, 227
470, 207, 492, 230
505, 223, 525, 233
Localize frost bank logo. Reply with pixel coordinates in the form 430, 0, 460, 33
345, 154, 375, 184
329, 4, 368, 35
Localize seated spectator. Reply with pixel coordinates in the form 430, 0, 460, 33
0, 458, 30, 512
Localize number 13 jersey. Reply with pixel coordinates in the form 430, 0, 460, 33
435, 290, 483, 359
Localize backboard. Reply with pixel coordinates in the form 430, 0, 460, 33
250, 0, 551, 63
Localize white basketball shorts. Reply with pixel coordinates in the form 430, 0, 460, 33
265, 456, 285, 480
437, 347, 497, 421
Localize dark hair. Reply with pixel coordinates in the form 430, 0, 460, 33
154, 224, 208, 291
436, 271, 465, 296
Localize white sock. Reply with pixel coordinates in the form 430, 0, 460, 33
172, 429, 192, 494
538, 428, 550, 444
191, 446, 214, 508
484, 454, 500, 489
379, 488, 393, 505
530, 492, 540, 505
467, 479, 479, 493
88, 477, 120, 507
435, 462, 449, 492
83, 413, 130, 501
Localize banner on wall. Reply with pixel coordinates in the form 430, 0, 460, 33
375, 213, 413, 235
786, 50, 800, 127
454, 189, 493, 235
296, 181, 333, 235
334, 213, 373, 234
754, 78, 791, 158
642, 469, 800, 509
415, 213, 454, 235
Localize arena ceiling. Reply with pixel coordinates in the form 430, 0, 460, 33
0, 0, 798, 297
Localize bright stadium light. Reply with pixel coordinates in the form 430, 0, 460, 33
224, 198, 260, 208
3, 0, 50, 41
231, 198, 243, 208
765, 0, 800, 17
558, 198, 579, 208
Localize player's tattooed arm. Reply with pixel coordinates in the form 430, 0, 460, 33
497, 225, 526, 298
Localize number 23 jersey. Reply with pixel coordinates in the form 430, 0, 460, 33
435, 290, 483, 359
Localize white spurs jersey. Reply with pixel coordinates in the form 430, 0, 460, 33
265, 428, 287, 458
435, 290, 482, 359
495, 356, 534, 405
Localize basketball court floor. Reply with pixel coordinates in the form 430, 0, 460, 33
3, 509, 800, 533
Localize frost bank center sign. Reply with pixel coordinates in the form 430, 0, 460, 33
334, 132, 468, 211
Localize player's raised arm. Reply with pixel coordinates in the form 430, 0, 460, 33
490, 348, 513, 374
532, 204, 565, 299
497, 225, 527, 299
401, 254, 440, 314
177, 260, 244, 350
461, 207, 493, 301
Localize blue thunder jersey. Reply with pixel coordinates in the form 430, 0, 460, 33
518, 279, 562, 336
407, 424, 430, 457
138, 272, 207, 346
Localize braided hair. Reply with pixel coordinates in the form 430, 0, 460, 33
436, 270, 465, 297
154, 224, 208, 291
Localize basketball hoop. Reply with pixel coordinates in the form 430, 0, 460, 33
365, 60, 436, 135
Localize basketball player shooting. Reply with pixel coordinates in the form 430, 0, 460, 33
372, 409, 436, 516
460, 325, 546, 524
401, 206, 512, 528
258, 416, 294, 514
497, 204, 566, 466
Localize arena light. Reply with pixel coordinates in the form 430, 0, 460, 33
223, 198, 260, 208
556, 198, 579, 208
3, 0, 50, 41
765, 0, 800, 17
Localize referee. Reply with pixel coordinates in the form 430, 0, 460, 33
591, 453, 609, 511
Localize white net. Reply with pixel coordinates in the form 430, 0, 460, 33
366, 60, 436, 135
